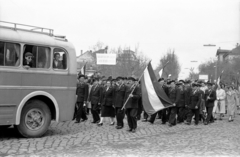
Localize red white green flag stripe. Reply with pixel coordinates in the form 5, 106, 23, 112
141, 62, 173, 115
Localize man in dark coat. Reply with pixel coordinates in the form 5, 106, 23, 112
186, 83, 201, 125
176, 82, 187, 123
148, 78, 166, 124
168, 80, 181, 127
75, 75, 89, 123
124, 77, 141, 133
113, 76, 126, 129
88, 78, 103, 123
204, 82, 216, 125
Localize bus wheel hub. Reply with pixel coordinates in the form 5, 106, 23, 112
25, 109, 45, 130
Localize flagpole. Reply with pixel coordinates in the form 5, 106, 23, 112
121, 60, 152, 110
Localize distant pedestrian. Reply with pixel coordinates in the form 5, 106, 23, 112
226, 86, 237, 122
214, 85, 226, 120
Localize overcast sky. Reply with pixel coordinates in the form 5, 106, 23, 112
0, 0, 239, 79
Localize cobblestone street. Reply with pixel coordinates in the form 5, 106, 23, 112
1, 114, 240, 157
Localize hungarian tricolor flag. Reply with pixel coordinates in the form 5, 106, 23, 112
78, 62, 87, 75
141, 62, 173, 115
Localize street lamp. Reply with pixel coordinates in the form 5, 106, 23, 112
203, 44, 216, 47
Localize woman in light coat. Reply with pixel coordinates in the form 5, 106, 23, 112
226, 86, 237, 122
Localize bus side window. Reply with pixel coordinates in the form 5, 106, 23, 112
0, 41, 20, 67
23, 45, 50, 69
53, 48, 67, 70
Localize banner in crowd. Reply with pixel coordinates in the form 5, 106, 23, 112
96, 54, 116, 65
141, 62, 173, 115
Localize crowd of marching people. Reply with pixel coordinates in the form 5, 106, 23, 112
73, 72, 240, 133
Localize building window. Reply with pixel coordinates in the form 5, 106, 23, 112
23, 45, 50, 69
53, 48, 67, 69
0, 41, 20, 66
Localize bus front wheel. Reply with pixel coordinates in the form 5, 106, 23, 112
16, 100, 51, 138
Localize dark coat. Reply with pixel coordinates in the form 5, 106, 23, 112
184, 86, 192, 106
188, 89, 201, 109
76, 83, 89, 102
177, 88, 186, 107
168, 87, 181, 104
101, 86, 114, 106
205, 89, 216, 108
113, 83, 126, 108
53, 60, 63, 69
88, 84, 103, 105
124, 85, 140, 109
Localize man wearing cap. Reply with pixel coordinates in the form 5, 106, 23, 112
185, 83, 201, 125
183, 80, 192, 121
176, 81, 187, 123
148, 78, 168, 124
114, 76, 126, 129
124, 77, 141, 133
75, 75, 89, 123
168, 80, 181, 127
204, 82, 216, 125
23, 52, 35, 68
88, 78, 103, 123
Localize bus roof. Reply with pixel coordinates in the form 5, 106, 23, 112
0, 21, 77, 75
0, 21, 75, 49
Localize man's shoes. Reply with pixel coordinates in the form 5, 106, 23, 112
116, 126, 123, 129
91, 120, 99, 123
148, 121, 154, 124
127, 128, 132, 132
81, 118, 88, 122
132, 129, 136, 133
142, 119, 148, 122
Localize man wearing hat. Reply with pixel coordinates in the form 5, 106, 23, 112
113, 76, 126, 129
88, 78, 103, 123
74, 75, 89, 123
168, 80, 181, 127
204, 82, 216, 125
23, 52, 35, 68
175, 81, 187, 123
124, 77, 141, 133
148, 78, 168, 124
185, 83, 201, 125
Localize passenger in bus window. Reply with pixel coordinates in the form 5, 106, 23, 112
53, 53, 63, 69
23, 52, 34, 69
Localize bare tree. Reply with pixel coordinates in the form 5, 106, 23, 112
155, 49, 181, 79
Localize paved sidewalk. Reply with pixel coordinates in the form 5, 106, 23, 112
0, 114, 240, 157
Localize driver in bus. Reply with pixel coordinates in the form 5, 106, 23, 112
23, 52, 34, 69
